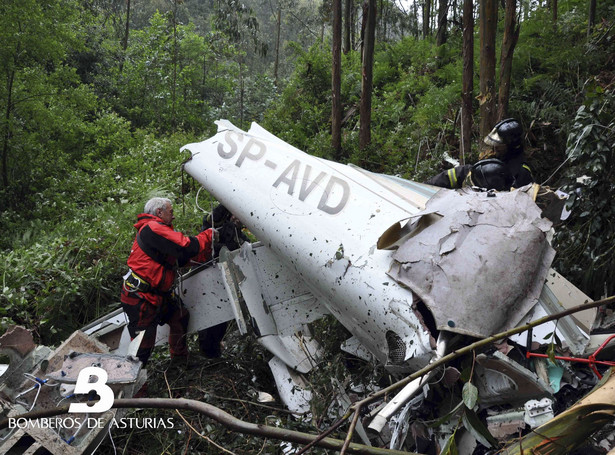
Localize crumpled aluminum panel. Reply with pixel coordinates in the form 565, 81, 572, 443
387, 188, 554, 338
46, 352, 141, 384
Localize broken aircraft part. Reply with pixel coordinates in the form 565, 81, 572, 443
73, 120, 610, 452
0, 329, 145, 455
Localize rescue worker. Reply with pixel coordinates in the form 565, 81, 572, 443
196, 204, 248, 357
202, 204, 248, 259
426, 118, 534, 190
121, 197, 215, 366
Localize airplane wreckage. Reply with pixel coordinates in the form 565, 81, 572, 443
1, 120, 614, 454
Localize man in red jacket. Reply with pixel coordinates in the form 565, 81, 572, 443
121, 197, 215, 366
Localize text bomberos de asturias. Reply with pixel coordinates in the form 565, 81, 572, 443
8, 416, 175, 430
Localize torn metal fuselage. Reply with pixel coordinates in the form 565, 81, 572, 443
181, 121, 565, 376
181, 121, 442, 374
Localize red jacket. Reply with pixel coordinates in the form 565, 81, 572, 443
122, 213, 214, 306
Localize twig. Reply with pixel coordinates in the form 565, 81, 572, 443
165, 371, 238, 455
196, 389, 299, 415
182, 428, 192, 455
256, 437, 268, 455
340, 409, 361, 455
295, 414, 352, 455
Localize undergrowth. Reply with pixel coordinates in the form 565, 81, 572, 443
95, 319, 375, 455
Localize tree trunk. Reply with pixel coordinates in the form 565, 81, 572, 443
413, 0, 419, 38
274, 6, 281, 85
552, 0, 557, 24
351, 2, 356, 50
436, 0, 449, 46
479, 0, 497, 150
1, 69, 15, 189
344, 0, 351, 53
461, 0, 474, 164
423, 0, 431, 37
497, 0, 520, 120
359, 0, 376, 151
239, 61, 245, 129
202, 55, 208, 117
171, 0, 178, 129
120, 0, 131, 73
360, 1, 367, 62
332, 0, 343, 158
452, 0, 458, 28
588, 0, 596, 36
381, 0, 388, 41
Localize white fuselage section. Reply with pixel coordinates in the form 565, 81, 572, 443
182, 121, 437, 370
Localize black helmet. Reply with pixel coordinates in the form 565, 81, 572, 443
469, 158, 514, 191
203, 204, 231, 230
484, 118, 523, 147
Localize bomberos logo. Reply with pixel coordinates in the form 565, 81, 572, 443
8, 367, 175, 431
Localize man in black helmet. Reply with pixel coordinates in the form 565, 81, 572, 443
426, 118, 534, 190
196, 204, 248, 358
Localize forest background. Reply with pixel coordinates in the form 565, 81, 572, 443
0, 0, 613, 347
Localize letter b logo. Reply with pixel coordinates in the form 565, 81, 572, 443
68, 367, 114, 413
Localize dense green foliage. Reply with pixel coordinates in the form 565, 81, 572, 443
0, 0, 613, 343
0, 129, 209, 343
552, 89, 615, 299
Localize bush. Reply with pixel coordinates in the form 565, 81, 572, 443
552, 89, 615, 299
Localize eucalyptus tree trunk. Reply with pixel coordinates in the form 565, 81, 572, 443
381, 0, 388, 41
497, 0, 520, 120
588, 0, 597, 35
552, 0, 558, 24
274, 6, 281, 85
588, 0, 596, 35
423, 0, 431, 37
171, 0, 178, 129
479, 0, 497, 148
359, 0, 377, 151
461, 0, 474, 164
332, 0, 342, 157
120, 0, 131, 73
436, 0, 449, 46
239, 61, 245, 130
413, 0, 420, 37
351, 2, 357, 50
344, 0, 351, 53
1, 69, 14, 189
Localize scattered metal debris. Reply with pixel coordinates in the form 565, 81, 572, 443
0, 329, 145, 455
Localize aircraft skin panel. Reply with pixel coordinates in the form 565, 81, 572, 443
346, 163, 438, 209
182, 121, 435, 370
389, 187, 555, 339
241, 242, 330, 336
177, 265, 235, 333
155, 265, 235, 347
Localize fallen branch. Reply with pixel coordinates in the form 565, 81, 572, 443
0, 398, 418, 455
357, 295, 614, 410
340, 407, 362, 455
295, 413, 352, 455
319, 295, 613, 447
164, 371, 238, 455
